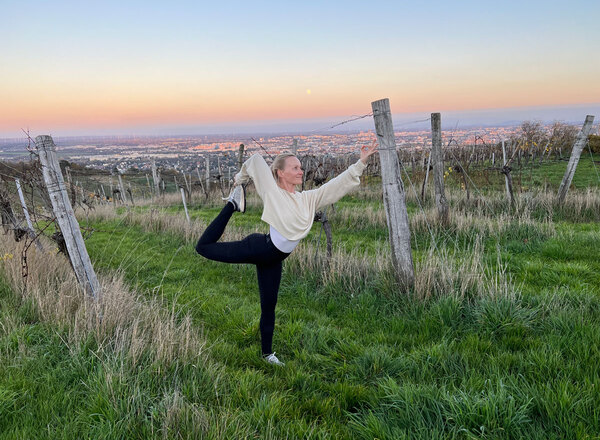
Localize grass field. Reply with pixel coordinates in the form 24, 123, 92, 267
1, 156, 600, 439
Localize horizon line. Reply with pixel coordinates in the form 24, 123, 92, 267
1, 102, 598, 141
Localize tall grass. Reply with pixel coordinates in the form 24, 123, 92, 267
0, 234, 207, 367
135, 186, 265, 211
336, 185, 599, 232
84, 199, 524, 304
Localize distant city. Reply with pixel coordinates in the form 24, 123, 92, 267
0, 123, 581, 174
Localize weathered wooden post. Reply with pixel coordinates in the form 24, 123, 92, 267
205, 156, 211, 193
151, 160, 160, 195
557, 115, 595, 203
501, 140, 515, 205
35, 135, 101, 301
372, 98, 415, 289
127, 182, 135, 205
431, 113, 449, 224
109, 176, 114, 200
180, 186, 191, 224
183, 173, 192, 199
238, 144, 245, 170
117, 173, 127, 204
196, 167, 207, 198
421, 151, 431, 201
217, 156, 226, 197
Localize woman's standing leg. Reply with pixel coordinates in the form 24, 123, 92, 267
256, 261, 283, 355
196, 202, 287, 360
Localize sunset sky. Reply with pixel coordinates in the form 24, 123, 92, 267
2, 0, 599, 137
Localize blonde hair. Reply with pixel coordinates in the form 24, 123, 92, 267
271, 153, 297, 182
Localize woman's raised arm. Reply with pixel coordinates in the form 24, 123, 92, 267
306, 140, 377, 209
234, 153, 279, 199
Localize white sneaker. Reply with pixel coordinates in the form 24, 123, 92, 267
263, 352, 285, 366
222, 185, 246, 213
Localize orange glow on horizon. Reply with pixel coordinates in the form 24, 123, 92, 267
1, 74, 598, 133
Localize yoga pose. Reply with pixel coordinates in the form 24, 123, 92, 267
195, 141, 377, 366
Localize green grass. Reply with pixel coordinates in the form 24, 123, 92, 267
39, 204, 595, 438
0, 277, 267, 439
2, 156, 600, 438
436, 154, 600, 194
520, 155, 600, 190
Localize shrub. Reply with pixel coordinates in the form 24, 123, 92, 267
588, 134, 600, 154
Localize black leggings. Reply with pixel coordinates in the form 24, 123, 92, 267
195, 202, 290, 355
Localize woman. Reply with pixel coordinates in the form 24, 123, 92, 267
195, 141, 377, 366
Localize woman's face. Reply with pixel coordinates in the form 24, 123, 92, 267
277, 156, 303, 186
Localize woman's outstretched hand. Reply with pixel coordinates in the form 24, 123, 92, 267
360, 140, 378, 164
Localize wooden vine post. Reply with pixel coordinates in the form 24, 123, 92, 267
196, 167, 207, 198
180, 186, 191, 224
371, 98, 415, 289
431, 113, 449, 224
205, 156, 211, 193
217, 156, 226, 197
238, 144, 245, 170
420, 151, 431, 201
183, 173, 192, 199
501, 140, 515, 206
118, 173, 127, 204
35, 135, 101, 301
152, 160, 160, 196
557, 115, 595, 204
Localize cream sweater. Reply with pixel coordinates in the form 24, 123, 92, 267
234, 154, 367, 241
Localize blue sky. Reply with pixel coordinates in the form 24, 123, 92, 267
2, 0, 599, 136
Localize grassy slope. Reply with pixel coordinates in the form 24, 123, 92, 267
76, 204, 600, 438
1, 156, 600, 439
